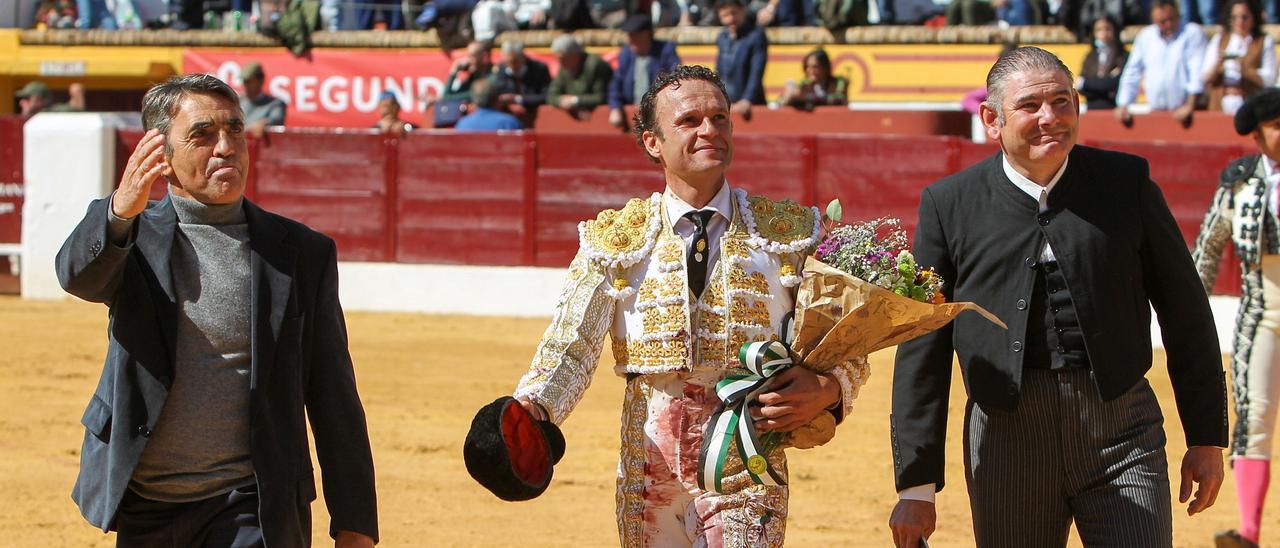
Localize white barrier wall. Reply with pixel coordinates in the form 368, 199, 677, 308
336, 262, 566, 318
21, 112, 138, 300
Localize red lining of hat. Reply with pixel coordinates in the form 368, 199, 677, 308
502, 402, 550, 486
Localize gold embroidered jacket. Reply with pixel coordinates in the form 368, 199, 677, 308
515, 188, 867, 426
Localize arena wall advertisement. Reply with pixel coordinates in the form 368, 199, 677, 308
183, 49, 502, 128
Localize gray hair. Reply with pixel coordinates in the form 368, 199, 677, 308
985, 46, 1074, 125
502, 40, 525, 55
141, 73, 241, 154
550, 34, 583, 56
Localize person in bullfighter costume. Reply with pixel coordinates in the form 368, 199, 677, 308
511, 65, 867, 546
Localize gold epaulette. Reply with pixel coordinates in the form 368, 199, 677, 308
578, 193, 662, 269
736, 190, 822, 254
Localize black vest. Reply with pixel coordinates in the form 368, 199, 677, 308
1024, 260, 1090, 370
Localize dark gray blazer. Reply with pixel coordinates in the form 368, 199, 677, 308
56, 195, 378, 546
891, 145, 1228, 493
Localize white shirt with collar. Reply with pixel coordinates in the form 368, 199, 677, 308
665, 180, 734, 291
896, 154, 1070, 504
1002, 154, 1069, 263
1264, 155, 1280, 225
1117, 22, 1208, 110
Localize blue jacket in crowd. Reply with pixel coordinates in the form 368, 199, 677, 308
715, 22, 769, 105
607, 40, 682, 110
455, 108, 523, 132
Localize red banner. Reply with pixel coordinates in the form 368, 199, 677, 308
184, 49, 572, 128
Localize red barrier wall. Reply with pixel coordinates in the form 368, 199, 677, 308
0, 117, 23, 244
0, 116, 23, 292
1079, 111, 1256, 146
484, 106, 975, 137
96, 128, 1250, 297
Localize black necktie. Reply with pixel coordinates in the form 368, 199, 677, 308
685, 210, 715, 298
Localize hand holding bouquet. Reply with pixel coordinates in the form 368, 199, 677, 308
784, 204, 1006, 449
700, 202, 1006, 494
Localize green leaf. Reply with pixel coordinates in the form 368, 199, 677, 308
825, 199, 843, 223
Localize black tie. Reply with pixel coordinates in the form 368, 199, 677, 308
685, 210, 715, 298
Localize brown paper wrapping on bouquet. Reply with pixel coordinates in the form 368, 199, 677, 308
782, 257, 1006, 449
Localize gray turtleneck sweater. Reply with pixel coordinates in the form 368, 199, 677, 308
110, 192, 256, 503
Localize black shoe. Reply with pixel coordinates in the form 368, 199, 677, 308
1216, 530, 1260, 548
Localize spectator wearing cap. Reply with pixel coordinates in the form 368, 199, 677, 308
374, 91, 414, 136
239, 63, 287, 138
607, 14, 681, 130
492, 41, 553, 128
715, 0, 768, 119
1193, 87, 1280, 548
547, 34, 615, 120
456, 79, 524, 132
16, 81, 83, 117
16, 81, 54, 117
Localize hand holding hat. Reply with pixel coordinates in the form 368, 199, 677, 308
464, 396, 565, 501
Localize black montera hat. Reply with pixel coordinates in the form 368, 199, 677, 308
1235, 88, 1280, 135
464, 396, 565, 501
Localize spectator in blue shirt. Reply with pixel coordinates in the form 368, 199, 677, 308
715, 0, 768, 119
456, 79, 524, 132
608, 14, 682, 131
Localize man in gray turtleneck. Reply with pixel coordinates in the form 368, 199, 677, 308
56, 74, 377, 548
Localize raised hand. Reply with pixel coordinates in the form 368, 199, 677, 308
112, 128, 168, 219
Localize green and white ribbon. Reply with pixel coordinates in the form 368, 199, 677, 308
697, 340, 792, 494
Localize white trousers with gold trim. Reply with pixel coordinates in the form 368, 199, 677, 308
615, 371, 788, 547
1239, 256, 1280, 458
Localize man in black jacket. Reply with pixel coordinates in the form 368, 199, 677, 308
887, 46, 1227, 547
492, 40, 553, 128
56, 74, 378, 547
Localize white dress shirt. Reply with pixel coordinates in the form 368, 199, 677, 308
1003, 155, 1070, 263
897, 155, 1070, 504
665, 180, 734, 290
1200, 32, 1279, 114
1117, 23, 1208, 109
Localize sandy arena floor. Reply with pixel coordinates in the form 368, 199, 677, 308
0, 296, 1271, 547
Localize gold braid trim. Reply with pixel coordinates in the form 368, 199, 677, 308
736, 190, 822, 254
579, 194, 662, 269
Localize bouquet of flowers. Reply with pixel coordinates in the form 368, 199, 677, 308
814, 216, 944, 304
699, 201, 1006, 495
785, 203, 1005, 447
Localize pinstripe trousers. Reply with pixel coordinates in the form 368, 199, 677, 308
964, 368, 1172, 548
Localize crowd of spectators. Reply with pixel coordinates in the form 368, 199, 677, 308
14, 81, 84, 116
421, 0, 770, 131
258, 0, 1280, 133
26, 0, 1227, 32
22, 0, 1280, 133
